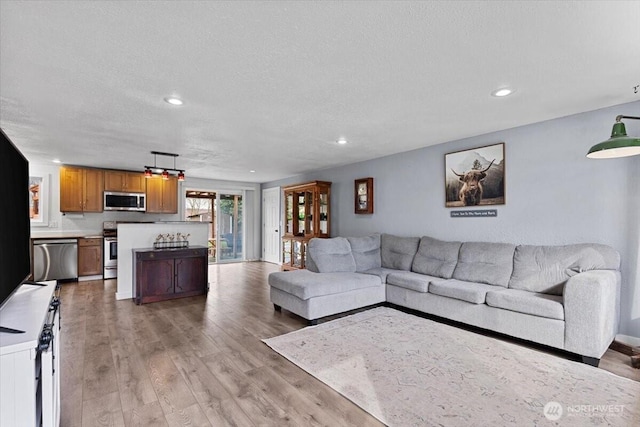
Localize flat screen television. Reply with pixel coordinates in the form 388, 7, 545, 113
0, 128, 31, 310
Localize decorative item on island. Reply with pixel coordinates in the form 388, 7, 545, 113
153, 232, 191, 249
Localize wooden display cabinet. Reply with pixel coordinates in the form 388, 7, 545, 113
281, 181, 331, 270
133, 246, 208, 304
78, 237, 103, 276
104, 170, 146, 193
145, 175, 178, 213
59, 166, 104, 212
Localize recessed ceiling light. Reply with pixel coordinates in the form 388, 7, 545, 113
249, 170, 256, 173
164, 97, 183, 106
52, 159, 61, 163
491, 87, 515, 97
336, 137, 348, 145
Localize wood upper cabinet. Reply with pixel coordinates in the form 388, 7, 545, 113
59, 166, 104, 212
146, 176, 178, 214
78, 237, 103, 276
104, 170, 146, 193
281, 180, 331, 271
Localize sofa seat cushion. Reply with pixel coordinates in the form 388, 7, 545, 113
509, 244, 621, 295
361, 267, 398, 284
411, 236, 461, 279
386, 271, 440, 293
428, 279, 503, 304
452, 242, 516, 287
307, 237, 356, 273
269, 270, 381, 300
347, 235, 382, 272
486, 289, 564, 320
381, 234, 420, 271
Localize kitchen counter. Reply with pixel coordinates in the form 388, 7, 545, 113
31, 231, 103, 240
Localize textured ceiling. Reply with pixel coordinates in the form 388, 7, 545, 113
1, 1, 639, 183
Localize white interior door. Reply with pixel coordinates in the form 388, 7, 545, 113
262, 187, 280, 264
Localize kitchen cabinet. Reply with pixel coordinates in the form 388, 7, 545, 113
104, 170, 146, 193
281, 181, 331, 270
59, 166, 104, 212
133, 247, 208, 304
78, 237, 103, 276
146, 175, 178, 213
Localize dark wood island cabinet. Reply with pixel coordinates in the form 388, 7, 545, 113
133, 246, 208, 304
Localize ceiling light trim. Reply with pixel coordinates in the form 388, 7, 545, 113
491, 87, 515, 97
164, 97, 184, 106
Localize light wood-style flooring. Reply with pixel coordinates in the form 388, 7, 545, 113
60, 262, 639, 426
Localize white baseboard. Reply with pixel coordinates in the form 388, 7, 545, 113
78, 275, 102, 282
115, 292, 132, 300
615, 334, 640, 348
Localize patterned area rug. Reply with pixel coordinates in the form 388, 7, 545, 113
263, 307, 640, 426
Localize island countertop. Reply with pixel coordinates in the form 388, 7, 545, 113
132, 245, 207, 253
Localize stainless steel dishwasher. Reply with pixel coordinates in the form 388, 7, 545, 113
33, 239, 78, 281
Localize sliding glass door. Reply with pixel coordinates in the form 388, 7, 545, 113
218, 193, 243, 261
185, 190, 243, 263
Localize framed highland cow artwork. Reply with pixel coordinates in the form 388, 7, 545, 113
445, 143, 505, 208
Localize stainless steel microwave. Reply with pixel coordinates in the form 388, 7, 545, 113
104, 191, 146, 211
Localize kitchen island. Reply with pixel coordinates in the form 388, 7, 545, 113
116, 222, 209, 300
133, 246, 208, 304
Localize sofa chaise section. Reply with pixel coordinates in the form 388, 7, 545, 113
269, 237, 385, 325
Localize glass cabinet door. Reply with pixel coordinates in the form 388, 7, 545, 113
286, 193, 293, 235
319, 190, 329, 236
293, 240, 303, 268
297, 193, 306, 235
282, 239, 291, 266
306, 190, 314, 235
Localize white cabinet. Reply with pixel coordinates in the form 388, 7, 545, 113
0, 281, 60, 427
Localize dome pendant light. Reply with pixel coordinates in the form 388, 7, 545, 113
587, 115, 640, 159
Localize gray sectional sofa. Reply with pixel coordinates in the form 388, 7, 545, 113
268, 234, 621, 366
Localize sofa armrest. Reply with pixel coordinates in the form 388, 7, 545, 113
563, 270, 620, 358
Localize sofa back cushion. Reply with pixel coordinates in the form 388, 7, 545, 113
347, 235, 381, 272
381, 234, 420, 271
307, 237, 356, 273
452, 241, 516, 287
509, 243, 621, 295
411, 236, 461, 279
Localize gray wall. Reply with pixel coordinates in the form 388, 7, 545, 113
263, 101, 640, 339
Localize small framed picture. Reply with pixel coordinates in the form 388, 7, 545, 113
29, 175, 49, 227
355, 177, 374, 214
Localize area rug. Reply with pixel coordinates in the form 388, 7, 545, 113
263, 307, 640, 426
